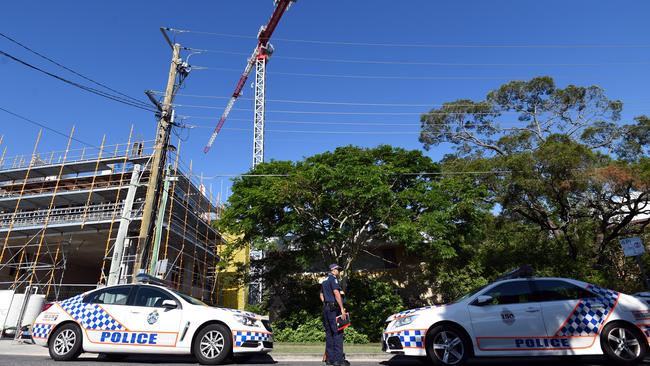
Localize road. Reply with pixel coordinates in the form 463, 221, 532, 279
1, 354, 647, 366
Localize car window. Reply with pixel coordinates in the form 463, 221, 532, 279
173, 290, 208, 306
133, 286, 176, 308
481, 281, 534, 305
453, 284, 488, 304
531, 280, 593, 302
85, 286, 132, 305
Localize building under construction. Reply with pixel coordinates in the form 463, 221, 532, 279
0, 129, 224, 307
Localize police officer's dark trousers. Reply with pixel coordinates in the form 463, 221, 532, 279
322, 302, 343, 364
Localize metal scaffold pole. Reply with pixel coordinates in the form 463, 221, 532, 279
108, 163, 142, 286
0, 131, 42, 264
99, 126, 134, 285
148, 164, 173, 277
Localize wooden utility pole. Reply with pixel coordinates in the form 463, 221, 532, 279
132, 42, 181, 280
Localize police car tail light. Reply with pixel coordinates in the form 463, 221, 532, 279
393, 315, 418, 328
41, 303, 53, 312
234, 315, 260, 327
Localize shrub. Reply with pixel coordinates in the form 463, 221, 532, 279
346, 275, 405, 342
273, 316, 369, 344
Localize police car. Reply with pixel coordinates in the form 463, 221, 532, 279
383, 267, 650, 366
31, 275, 272, 364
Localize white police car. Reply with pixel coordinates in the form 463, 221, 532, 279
31, 276, 272, 364
383, 267, 650, 365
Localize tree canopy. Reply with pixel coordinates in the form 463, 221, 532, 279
218, 145, 488, 288
421, 76, 650, 283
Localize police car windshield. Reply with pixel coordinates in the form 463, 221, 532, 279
173, 290, 207, 306
452, 284, 488, 303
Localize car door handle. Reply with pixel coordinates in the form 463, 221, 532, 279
130, 311, 141, 314
525, 308, 540, 313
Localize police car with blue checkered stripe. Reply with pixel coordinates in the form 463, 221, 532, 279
31, 275, 272, 364
383, 266, 650, 366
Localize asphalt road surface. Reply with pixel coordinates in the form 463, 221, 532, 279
1, 354, 649, 366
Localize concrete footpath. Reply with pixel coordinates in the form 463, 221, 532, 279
0, 339, 393, 362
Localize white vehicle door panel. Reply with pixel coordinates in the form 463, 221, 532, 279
468, 280, 548, 354
83, 303, 134, 352
57, 286, 134, 353
79, 285, 185, 354
93, 286, 184, 354
535, 280, 619, 353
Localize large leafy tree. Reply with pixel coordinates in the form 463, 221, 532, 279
218, 145, 488, 290
420, 77, 650, 279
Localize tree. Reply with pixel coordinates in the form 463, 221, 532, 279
420, 76, 650, 278
218, 145, 487, 289
219, 145, 437, 284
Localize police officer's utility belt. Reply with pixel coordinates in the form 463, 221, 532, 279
324, 301, 338, 311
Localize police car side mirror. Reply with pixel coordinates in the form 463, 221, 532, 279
473, 295, 493, 306
162, 300, 177, 310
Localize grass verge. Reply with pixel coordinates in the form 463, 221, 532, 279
273, 342, 382, 354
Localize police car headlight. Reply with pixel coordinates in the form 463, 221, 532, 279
234, 315, 260, 327
393, 315, 418, 328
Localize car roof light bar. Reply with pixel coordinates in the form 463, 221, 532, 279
135, 273, 172, 287
496, 264, 535, 281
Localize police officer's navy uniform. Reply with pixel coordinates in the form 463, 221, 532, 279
322, 271, 344, 365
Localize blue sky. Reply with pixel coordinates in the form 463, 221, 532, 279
1, 1, 649, 201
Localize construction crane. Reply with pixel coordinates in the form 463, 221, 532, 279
203, 0, 296, 168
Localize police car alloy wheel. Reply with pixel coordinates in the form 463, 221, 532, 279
193, 324, 232, 365
48, 323, 83, 361
600, 323, 646, 365
426, 325, 470, 366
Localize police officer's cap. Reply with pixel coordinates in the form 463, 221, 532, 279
329, 263, 342, 271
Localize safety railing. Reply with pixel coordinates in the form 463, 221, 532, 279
0, 175, 148, 199
0, 140, 155, 171
0, 202, 144, 229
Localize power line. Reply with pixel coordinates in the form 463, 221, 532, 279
220, 127, 418, 135
194, 66, 518, 80
0, 32, 152, 108
162, 91, 650, 108
171, 104, 529, 116
184, 117, 422, 127
0, 106, 97, 147
169, 28, 650, 49
174, 103, 650, 116
0, 49, 156, 113
181, 117, 534, 128
196, 171, 515, 180
180, 116, 648, 132
186, 47, 650, 67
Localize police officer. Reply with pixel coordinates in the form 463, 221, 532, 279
320, 264, 348, 366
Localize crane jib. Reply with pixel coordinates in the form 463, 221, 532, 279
202, 0, 295, 154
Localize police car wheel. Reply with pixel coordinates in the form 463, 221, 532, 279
48, 323, 83, 361
601, 323, 646, 365
425, 325, 470, 366
193, 324, 232, 365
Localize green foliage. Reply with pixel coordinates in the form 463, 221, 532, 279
420, 77, 650, 289
219, 145, 454, 285
273, 316, 369, 344
244, 303, 265, 315
346, 276, 405, 342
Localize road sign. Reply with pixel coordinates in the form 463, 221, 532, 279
620, 237, 645, 257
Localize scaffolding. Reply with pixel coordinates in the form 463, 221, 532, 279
0, 128, 223, 306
